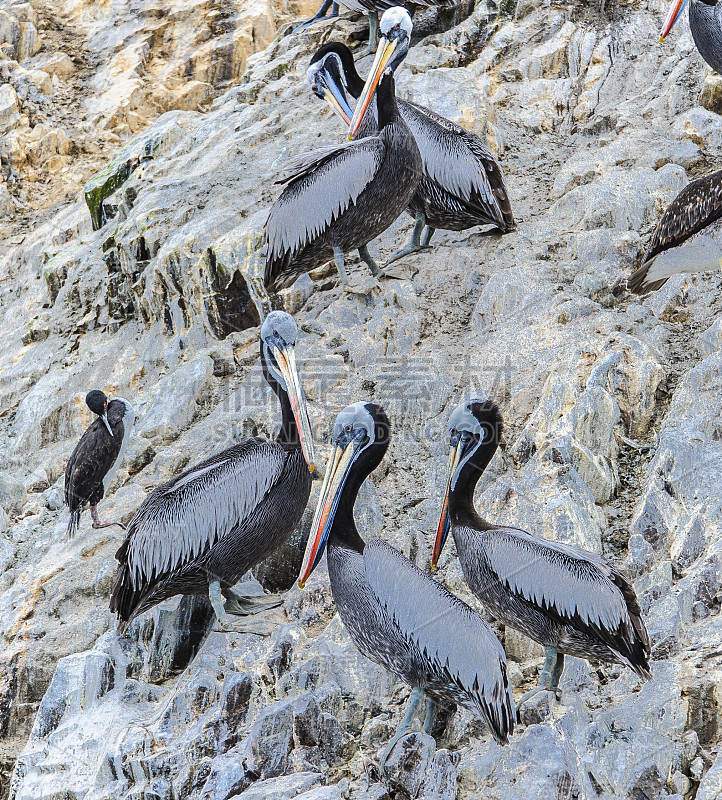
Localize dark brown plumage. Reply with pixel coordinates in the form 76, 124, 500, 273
629, 168, 722, 294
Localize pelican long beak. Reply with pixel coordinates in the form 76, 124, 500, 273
431, 439, 465, 568
102, 411, 113, 437
348, 36, 397, 140
660, 0, 689, 41
298, 431, 363, 587
271, 343, 316, 472
319, 77, 354, 126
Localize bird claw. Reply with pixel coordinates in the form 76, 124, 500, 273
92, 521, 126, 530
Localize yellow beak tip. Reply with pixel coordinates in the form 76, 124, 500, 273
430, 562, 438, 571
298, 579, 306, 590
659, 35, 665, 43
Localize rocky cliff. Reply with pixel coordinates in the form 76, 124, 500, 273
1, 0, 722, 798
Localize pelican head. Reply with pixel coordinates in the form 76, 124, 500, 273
86, 389, 113, 437
261, 311, 316, 471
298, 401, 390, 587
348, 6, 412, 139
431, 399, 503, 568
660, 0, 691, 41
307, 48, 355, 126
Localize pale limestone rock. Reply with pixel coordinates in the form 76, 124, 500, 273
136, 355, 214, 443
34, 51, 75, 79
0, 83, 21, 133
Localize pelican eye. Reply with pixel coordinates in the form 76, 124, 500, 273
344, 424, 353, 434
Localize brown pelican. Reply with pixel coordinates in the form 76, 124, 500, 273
294, 0, 453, 51
311, 8, 514, 263
110, 311, 315, 635
298, 401, 514, 766
629, 168, 722, 294
432, 399, 652, 710
660, 0, 722, 74
64, 390, 135, 538
263, 70, 421, 292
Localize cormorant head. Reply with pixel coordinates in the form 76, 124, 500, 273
298, 402, 390, 587
86, 389, 113, 436
348, 6, 412, 139
431, 399, 503, 568
260, 311, 316, 471
307, 46, 356, 125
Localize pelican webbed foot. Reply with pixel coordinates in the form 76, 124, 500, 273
516, 646, 564, 720
209, 581, 284, 635
222, 587, 284, 615
385, 211, 432, 266
293, 0, 339, 32
379, 687, 425, 773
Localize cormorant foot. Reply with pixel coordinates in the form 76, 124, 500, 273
92, 520, 126, 530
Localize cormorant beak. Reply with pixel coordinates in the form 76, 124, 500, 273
102, 411, 113, 437
270, 343, 316, 472
431, 432, 473, 568
660, 0, 689, 41
348, 36, 397, 140
298, 429, 366, 587
318, 74, 354, 126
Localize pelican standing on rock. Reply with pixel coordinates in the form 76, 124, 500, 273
298, 401, 514, 765
628, 168, 722, 294
309, 9, 515, 264
110, 312, 315, 634
264, 70, 421, 292
65, 390, 135, 538
432, 399, 652, 710
660, 0, 722, 74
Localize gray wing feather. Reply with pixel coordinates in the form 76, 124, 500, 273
364, 539, 511, 714
485, 528, 630, 633
124, 440, 286, 588
265, 138, 386, 264
401, 102, 505, 226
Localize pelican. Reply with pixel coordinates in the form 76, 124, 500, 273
110, 311, 315, 635
65, 390, 135, 538
432, 399, 652, 710
298, 401, 514, 765
295, 0, 453, 51
660, 0, 722, 75
263, 70, 421, 292
309, 9, 514, 264
628, 168, 722, 294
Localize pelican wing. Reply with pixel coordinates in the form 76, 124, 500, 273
364, 539, 514, 741
483, 527, 644, 646
264, 137, 386, 266
121, 439, 287, 588
401, 101, 511, 228
644, 168, 722, 262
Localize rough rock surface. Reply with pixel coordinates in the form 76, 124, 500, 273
1, 0, 722, 798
